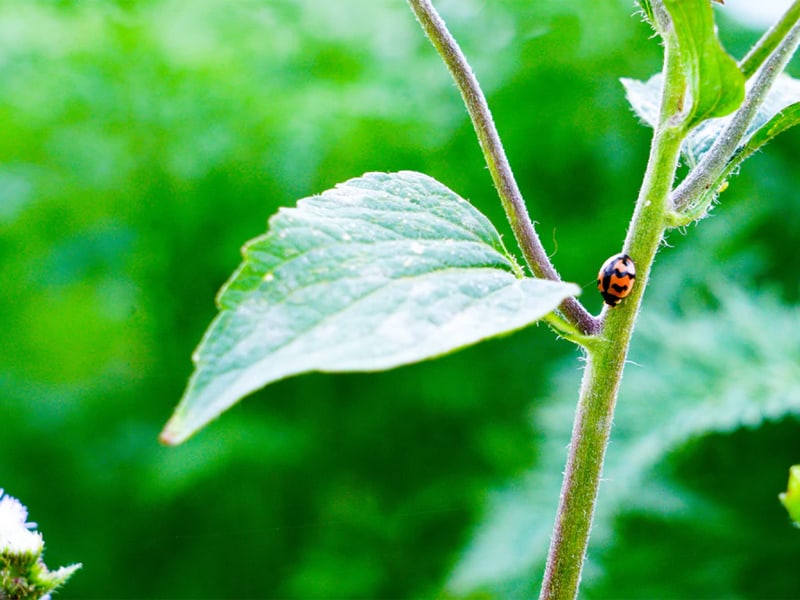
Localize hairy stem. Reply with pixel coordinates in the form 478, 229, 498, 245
739, 0, 800, 78
672, 16, 800, 212
405, 0, 598, 335
539, 3, 687, 596
539, 127, 684, 600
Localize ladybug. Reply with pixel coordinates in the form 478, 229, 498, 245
597, 253, 636, 307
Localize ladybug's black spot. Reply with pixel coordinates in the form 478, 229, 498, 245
610, 267, 635, 279
600, 291, 622, 306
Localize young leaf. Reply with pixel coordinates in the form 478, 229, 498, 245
623, 74, 800, 167
687, 74, 800, 166
733, 101, 800, 163
661, 0, 744, 129
161, 171, 579, 445
680, 100, 800, 215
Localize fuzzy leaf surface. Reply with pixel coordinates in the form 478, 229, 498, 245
161, 171, 579, 445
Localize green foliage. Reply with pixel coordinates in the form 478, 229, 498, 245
737, 98, 800, 163
779, 465, 800, 525
623, 72, 800, 167
163, 171, 578, 444
624, 70, 800, 222
1, 1, 798, 599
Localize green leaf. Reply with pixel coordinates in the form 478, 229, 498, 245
779, 465, 800, 525
662, 0, 744, 129
161, 171, 579, 445
623, 73, 800, 167
735, 101, 800, 163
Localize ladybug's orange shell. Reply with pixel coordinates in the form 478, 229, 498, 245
597, 253, 636, 307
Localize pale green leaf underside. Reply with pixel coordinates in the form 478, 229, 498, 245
622, 73, 800, 167
161, 171, 579, 444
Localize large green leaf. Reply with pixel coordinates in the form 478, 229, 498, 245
662, 0, 744, 129
161, 171, 579, 445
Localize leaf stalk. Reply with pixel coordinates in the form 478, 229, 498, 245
405, 0, 599, 336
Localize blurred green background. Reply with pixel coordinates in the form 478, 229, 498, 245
2, 1, 799, 598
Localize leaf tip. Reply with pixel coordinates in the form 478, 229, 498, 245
159, 417, 190, 446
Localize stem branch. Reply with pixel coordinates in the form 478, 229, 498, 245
406, 0, 598, 335
672, 16, 800, 212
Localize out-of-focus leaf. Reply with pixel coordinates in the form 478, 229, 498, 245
779, 465, 800, 525
448, 275, 800, 597
161, 171, 579, 445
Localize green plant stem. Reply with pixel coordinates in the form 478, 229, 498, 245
539, 127, 684, 600
539, 4, 687, 595
739, 0, 800, 78
671, 17, 800, 212
541, 2, 800, 594
405, 0, 599, 336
